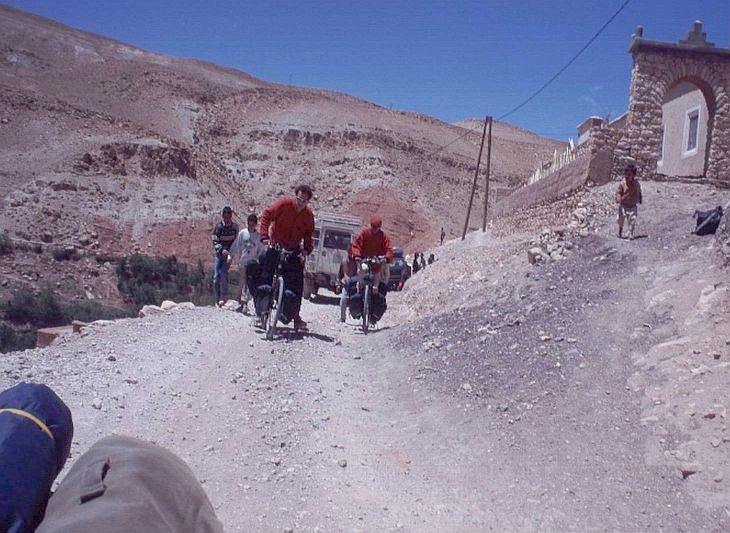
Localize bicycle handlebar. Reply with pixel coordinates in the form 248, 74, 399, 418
357, 255, 386, 264
268, 243, 302, 259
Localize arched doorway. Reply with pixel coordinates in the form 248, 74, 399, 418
621, 22, 730, 183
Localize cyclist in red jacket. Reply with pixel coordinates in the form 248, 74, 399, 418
258, 184, 315, 331
351, 215, 394, 293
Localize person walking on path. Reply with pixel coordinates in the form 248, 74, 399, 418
212, 206, 239, 307
615, 163, 643, 240
229, 213, 266, 315
258, 184, 315, 331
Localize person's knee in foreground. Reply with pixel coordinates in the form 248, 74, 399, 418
211, 206, 239, 306
258, 184, 315, 330
35, 434, 223, 533
615, 162, 642, 240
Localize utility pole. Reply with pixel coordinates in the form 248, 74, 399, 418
481, 116, 493, 232
462, 115, 489, 240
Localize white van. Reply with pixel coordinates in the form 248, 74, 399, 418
303, 212, 362, 299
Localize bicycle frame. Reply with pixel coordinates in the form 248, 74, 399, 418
356, 256, 384, 334
263, 245, 299, 340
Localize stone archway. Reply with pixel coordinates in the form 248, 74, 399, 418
620, 22, 730, 183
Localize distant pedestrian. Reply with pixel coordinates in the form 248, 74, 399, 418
440, 227, 446, 245
615, 163, 642, 240
427, 253, 435, 265
212, 206, 238, 307
412, 253, 421, 274
418, 252, 427, 270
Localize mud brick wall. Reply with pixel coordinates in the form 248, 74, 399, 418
491, 152, 591, 218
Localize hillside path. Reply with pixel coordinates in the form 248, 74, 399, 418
1, 182, 729, 532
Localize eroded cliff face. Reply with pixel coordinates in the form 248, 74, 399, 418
0, 4, 564, 307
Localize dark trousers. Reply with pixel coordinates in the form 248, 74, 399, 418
283, 258, 304, 317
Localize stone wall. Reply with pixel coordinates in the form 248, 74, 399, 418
491, 151, 591, 218
492, 129, 622, 218
620, 24, 730, 184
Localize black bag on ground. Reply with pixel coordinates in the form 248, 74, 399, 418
693, 206, 723, 235
0, 382, 73, 533
35, 434, 223, 533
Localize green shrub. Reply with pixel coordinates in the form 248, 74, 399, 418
116, 254, 207, 308
2, 288, 66, 327
64, 299, 132, 322
0, 322, 36, 353
0, 290, 137, 352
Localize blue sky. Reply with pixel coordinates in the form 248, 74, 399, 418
4, 1, 729, 140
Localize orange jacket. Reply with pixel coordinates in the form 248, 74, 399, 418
259, 197, 315, 254
351, 227, 394, 271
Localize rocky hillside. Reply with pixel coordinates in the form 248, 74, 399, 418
0, 4, 564, 308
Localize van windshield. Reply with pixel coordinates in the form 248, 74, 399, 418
323, 230, 351, 250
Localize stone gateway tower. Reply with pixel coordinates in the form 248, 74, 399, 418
622, 21, 730, 184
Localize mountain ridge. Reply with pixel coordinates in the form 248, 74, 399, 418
0, 4, 564, 307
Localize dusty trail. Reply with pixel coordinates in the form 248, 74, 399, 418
1, 181, 729, 532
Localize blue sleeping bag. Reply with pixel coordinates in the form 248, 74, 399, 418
0, 382, 74, 533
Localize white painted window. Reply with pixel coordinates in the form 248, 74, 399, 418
684, 106, 700, 156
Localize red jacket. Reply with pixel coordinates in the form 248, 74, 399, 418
259, 197, 315, 254
351, 227, 394, 271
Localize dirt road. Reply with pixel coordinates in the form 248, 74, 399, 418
1, 181, 729, 532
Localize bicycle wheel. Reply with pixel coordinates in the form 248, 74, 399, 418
266, 275, 284, 340
361, 283, 371, 334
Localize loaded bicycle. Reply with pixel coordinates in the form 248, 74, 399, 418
258, 245, 300, 340
353, 256, 387, 334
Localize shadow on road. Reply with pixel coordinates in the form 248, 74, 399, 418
346, 323, 392, 335
255, 325, 335, 343
308, 294, 340, 306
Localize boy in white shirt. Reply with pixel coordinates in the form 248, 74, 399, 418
229, 214, 266, 314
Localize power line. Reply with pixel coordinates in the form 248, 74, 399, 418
426, 0, 631, 160
498, 0, 632, 121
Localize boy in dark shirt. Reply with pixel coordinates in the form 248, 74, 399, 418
212, 206, 239, 306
